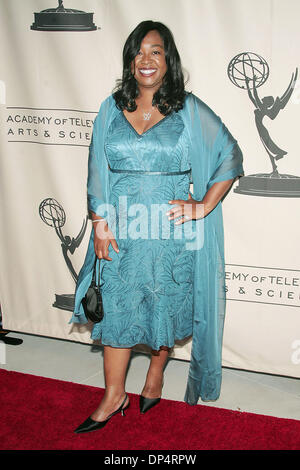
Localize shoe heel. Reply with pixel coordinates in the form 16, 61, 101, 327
74, 393, 129, 434
121, 402, 130, 416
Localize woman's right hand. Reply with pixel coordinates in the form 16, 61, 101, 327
93, 220, 119, 261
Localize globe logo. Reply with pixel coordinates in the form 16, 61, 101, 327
39, 198, 66, 228
227, 52, 269, 90
227, 51, 299, 197
39, 197, 88, 311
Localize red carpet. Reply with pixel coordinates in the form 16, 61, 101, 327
0, 369, 299, 450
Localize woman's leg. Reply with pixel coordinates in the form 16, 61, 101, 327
141, 347, 170, 398
91, 345, 131, 421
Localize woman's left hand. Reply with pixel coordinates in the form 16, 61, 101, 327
166, 193, 204, 225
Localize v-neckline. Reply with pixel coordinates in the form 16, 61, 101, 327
121, 110, 172, 137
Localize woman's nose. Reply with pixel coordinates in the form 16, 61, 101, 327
140, 53, 153, 64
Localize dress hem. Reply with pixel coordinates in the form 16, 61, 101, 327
90, 333, 193, 352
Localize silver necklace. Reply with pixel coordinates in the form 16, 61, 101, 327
141, 106, 155, 121
143, 112, 152, 121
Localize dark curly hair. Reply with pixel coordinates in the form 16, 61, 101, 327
113, 20, 186, 115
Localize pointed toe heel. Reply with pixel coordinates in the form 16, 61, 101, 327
140, 375, 164, 414
74, 416, 107, 434
139, 395, 161, 414
74, 393, 129, 434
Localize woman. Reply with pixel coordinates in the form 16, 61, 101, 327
70, 20, 244, 434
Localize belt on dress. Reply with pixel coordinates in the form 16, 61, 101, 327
108, 167, 191, 176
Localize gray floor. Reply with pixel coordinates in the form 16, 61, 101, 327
1, 331, 300, 421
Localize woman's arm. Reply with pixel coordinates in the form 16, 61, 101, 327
198, 178, 236, 218
90, 211, 119, 259
167, 178, 237, 223
90, 211, 107, 225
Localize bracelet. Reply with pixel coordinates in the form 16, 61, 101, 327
92, 219, 107, 224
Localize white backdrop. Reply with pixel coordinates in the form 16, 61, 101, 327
0, 0, 300, 378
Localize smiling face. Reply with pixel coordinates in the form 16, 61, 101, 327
131, 30, 168, 93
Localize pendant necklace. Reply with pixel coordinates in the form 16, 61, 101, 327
142, 106, 155, 121
143, 112, 152, 121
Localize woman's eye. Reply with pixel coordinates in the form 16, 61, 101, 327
153, 50, 160, 55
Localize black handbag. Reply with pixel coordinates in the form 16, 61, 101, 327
81, 257, 104, 323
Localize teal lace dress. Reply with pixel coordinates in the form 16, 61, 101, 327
90, 110, 195, 350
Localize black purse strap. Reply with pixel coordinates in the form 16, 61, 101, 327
92, 257, 101, 287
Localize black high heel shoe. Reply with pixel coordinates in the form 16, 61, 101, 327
139, 395, 161, 414
74, 393, 129, 434
139, 377, 164, 414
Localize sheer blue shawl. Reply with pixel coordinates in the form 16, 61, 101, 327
69, 92, 244, 405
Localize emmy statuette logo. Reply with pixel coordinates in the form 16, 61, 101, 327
228, 52, 299, 197
39, 198, 88, 311
31, 0, 98, 32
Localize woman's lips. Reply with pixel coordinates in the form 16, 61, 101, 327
139, 68, 157, 77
